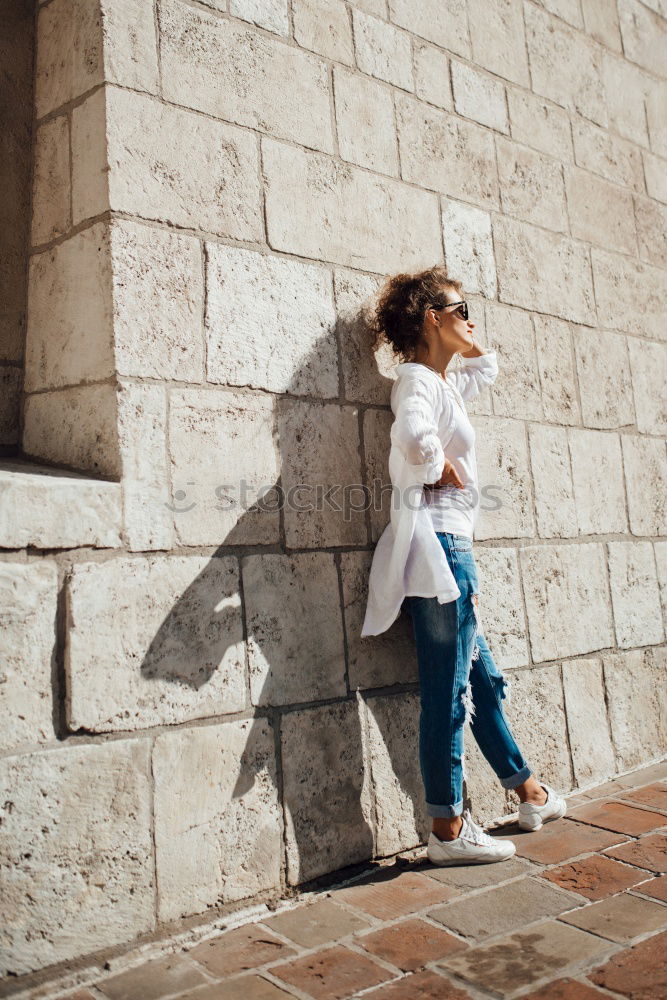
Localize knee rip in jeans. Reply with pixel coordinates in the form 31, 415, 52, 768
461, 683, 476, 725
471, 592, 481, 662
470, 592, 512, 705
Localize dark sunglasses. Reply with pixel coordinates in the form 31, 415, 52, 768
430, 300, 468, 320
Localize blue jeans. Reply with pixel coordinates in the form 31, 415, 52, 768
401, 531, 532, 818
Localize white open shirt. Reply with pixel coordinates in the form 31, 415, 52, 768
361, 351, 499, 638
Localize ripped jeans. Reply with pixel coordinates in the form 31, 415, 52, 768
401, 531, 532, 818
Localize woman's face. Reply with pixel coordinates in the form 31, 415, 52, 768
426, 288, 475, 351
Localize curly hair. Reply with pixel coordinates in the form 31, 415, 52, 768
370, 265, 463, 363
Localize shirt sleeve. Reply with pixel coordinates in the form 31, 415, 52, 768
390, 375, 446, 485
448, 350, 499, 402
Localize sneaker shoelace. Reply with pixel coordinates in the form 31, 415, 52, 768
461, 808, 495, 846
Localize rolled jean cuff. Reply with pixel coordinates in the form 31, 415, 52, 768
427, 799, 463, 818
499, 764, 532, 790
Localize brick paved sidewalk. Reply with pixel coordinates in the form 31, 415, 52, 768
23, 761, 667, 1000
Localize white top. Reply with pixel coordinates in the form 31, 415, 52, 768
361, 351, 499, 638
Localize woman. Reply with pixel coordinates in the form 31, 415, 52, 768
361, 266, 567, 866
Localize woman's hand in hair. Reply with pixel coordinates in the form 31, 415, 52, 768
424, 458, 465, 490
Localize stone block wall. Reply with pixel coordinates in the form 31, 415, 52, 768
2, 0, 666, 983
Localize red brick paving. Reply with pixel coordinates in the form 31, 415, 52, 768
188, 924, 296, 977
519, 977, 608, 999
269, 944, 392, 999
537, 853, 652, 900
603, 832, 667, 873
334, 870, 459, 920
355, 917, 468, 971
567, 799, 667, 836
633, 874, 667, 902
508, 818, 624, 865
362, 969, 475, 998
587, 927, 667, 998
618, 782, 667, 812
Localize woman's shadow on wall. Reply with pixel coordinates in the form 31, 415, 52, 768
138, 291, 430, 893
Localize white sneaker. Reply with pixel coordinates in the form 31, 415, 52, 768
427, 808, 516, 866
517, 782, 567, 831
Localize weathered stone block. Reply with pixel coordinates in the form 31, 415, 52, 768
31, 116, 69, 246
262, 137, 442, 273
520, 543, 613, 662
583, 0, 622, 51
414, 41, 452, 109
396, 93, 499, 210
333, 66, 398, 175
66, 556, 247, 732
277, 398, 366, 548
571, 117, 644, 192
23, 385, 120, 479
0, 562, 56, 753
602, 646, 667, 768
562, 657, 616, 786
565, 166, 636, 253
569, 428, 627, 535
646, 78, 667, 158
473, 415, 536, 540
71, 87, 108, 226
635, 195, 667, 269
293, 0, 354, 64
602, 50, 650, 147
351, 9, 414, 90
442, 201, 496, 298
574, 328, 635, 429
644, 152, 667, 204
160, 0, 332, 152
494, 215, 594, 323
362, 406, 393, 544
168, 387, 280, 548
241, 552, 347, 706
206, 243, 338, 397
472, 547, 529, 669
621, 434, 667, 537
496, 136, 568, 233
533, 315, 581, 425
592, 248, 667, 338
153, 718, 281, 921
34, 0, 102, 118
617, 0, 665, 76
334, 268, 391, 406
528, 424, 577, 539
230, 0, 290, 35
451, 61, 508, 133
281, 699, 374, 883
390, 0, 470, 57
468, 0, 530, 85
0, 740, 154, 976
607, 541, 664, 649
341, 549, 418, 690
506, 88, 572, 160
485, 302, 541, 420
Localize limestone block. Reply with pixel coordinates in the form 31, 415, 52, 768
105, 87, 262, 241
602, 646, 667, 769
574, 328, 635, 429
0, 461, 122, 550
334, 267, 390, 405
472, 546, 529, 669
66, 556, 247, 732
333, 66, 399, 175
464, 733, 516, 824
118, 381, 173, 552
499, 664, 573, 791
562, 657, 616, 786
395, 93, 499, 210
583, 0, 623, 51
506, 88, 573, 161
262, 137, 442, 273
277, 398, 367, 547
390, 0, 470, 57
537, 0, 583, 27
102, 0, 159, 94
473, 416, 536, 541
206, 243, 338, 397
71, 87, 109, 226
442, 201, 497, 299
644, 152, 667, 205
281, 699, 374, 883
364, 692, 429, 856
153, 718, 281, 921
484, 302, 541, 420
293, 0, 354, 64
341, 549, 418, 689
646, 79, 667, 158
533, 315, 581, 425
241, 551, 347, 706
622, 436, 667, 538
468, 0, 530, 86
111, 220, 204, 381
414, 42, 452, 109
451, 61, 508, 133
520, 543, 613, 662
592, 248, 667, 339
351, 9, 414, 90
655, 540, 667, 627
160, 0, 331, 152
0, 562, 56, 753
230, 0, 290, 35
607, 541, 664, 649
0, 371, 20, 446
25, 221, 114, 392
496, 137, 568, 233
601, 51, 650, 147
617, 0, 665, 76
23, 385, 120, 479
168, 387, 280, 547
31, 116, 69, 246
363, 406, 393, 543
569, 428, 627, 535
629, 341, 667, 436
565, 167, 636, 254
525, 5, 607, 127
494, 215, 594, 323
635, 196, 667, 269
0, 739, 153, 976
34, 0, 103, 118
571, 118, 644, 192
527, 424, 577, 539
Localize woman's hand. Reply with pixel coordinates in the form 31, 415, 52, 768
424, 458, 465, 491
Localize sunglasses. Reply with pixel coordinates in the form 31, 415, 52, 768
430, 300, 468, 320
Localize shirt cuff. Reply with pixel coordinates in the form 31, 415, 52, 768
459, 350, 497, 368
